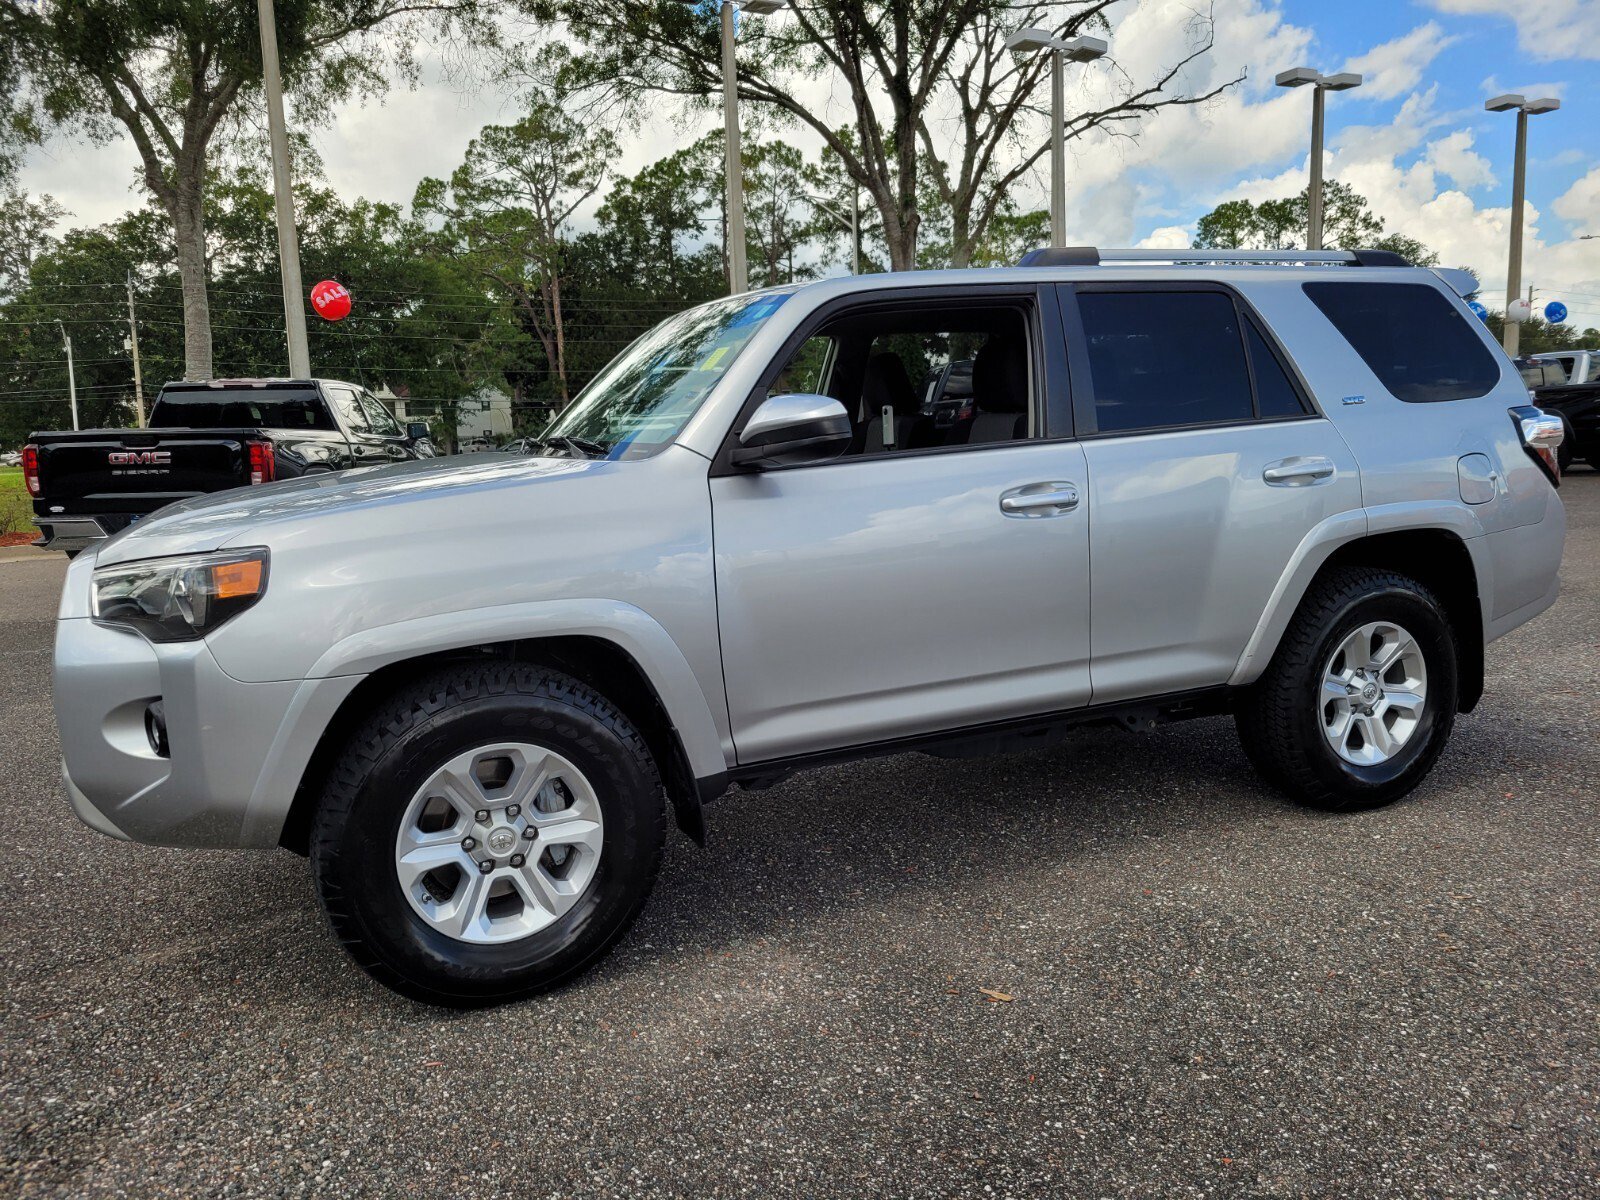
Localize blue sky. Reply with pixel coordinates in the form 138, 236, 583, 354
18, 0, 1600, 326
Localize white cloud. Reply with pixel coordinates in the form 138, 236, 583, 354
1429, 0, 1600, 61
1422, 130, 1495, 190
1342, 23, 1455, 100
1136, 225, 1193, 249
1552, 167, 1600, 226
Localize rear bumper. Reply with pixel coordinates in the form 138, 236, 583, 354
34, 514, 139, 554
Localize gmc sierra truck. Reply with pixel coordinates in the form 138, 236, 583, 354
24, 377, 433, 554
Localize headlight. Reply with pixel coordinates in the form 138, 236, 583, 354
92, 548, 269, 643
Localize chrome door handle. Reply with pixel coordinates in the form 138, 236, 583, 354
1262, 456, 1336, 486
1000, 482, 1080, 516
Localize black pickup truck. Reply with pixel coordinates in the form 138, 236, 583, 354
25, 378, 434, 553
1517, 357, 1600, 472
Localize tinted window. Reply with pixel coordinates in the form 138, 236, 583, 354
359, 391, 403, 437
149, 388, 337, 431
1247, 323, 1306, 418
1303, 282, 1500, 403
1080, 291, 1253, 433
326, 386, 370, 432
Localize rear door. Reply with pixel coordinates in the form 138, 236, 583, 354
1057, 282, 1362, 703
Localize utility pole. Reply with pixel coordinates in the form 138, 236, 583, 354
1486, 93, 1559, 356
257, 0, 311, 377
126, 272, 146, 427
55, 319, 79, 431
719, 0, 750, 295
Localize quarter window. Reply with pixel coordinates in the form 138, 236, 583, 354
1247, 323, 1307, 418
1303, 282, 1500, 403
1079, 291, 1254, 433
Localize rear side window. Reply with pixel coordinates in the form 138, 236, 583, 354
1079, 291, 1253, 433
149, 388, 337, 430
1303, 282, 1501, 403
1247, 324, 1305, 418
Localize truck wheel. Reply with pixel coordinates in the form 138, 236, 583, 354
310, 662, 665, 1006
1235, 567, 1458, 812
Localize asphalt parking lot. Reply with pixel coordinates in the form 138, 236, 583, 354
2, 477, 1596, 1199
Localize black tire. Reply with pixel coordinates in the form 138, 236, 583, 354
310, 662, 665, 1006
1235, 567, 1458, 812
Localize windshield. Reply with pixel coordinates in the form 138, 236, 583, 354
542, 290, 793, 460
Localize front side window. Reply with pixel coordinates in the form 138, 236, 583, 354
359, 391, 403, 437
1303, 282, 1501, 403
544, 290, 794, 460
1079, 291, 1253, 433
326, 386, 370, 433
763, 303, 1034, 455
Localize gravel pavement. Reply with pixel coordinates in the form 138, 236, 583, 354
1, 476, 1596, 1198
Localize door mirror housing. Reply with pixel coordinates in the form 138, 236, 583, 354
732, 394, 852, 468
405, 421, 432, 443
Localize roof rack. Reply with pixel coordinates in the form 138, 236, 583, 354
1017, 246, 1410, 268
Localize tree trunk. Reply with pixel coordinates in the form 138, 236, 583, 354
166, 174, 213, 381
551, 275, 569, 406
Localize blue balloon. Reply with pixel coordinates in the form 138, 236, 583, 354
1544, 300, 1569, 324
1468, 300, 1490, 322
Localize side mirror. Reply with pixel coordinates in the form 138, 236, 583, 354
732, 394, 851, 468
405, 421, 432, 443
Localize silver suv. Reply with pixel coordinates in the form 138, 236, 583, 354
53, 249, 1567, 1005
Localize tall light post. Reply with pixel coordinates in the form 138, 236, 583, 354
683, 0, 782, 295
256, 0, 311, 378
1275, 68, 1362, 250
1004, 27, 1109, 247
54, 319, 79, 431
1487, 93, 1561, 356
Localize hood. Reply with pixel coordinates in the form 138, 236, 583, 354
93, 452, 607, 566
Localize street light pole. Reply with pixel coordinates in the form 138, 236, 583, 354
806, 190, 860, 274
256, 0, 311, 378
1487, 93, 1560, 356
55, 320, 78, 431
1005, 28, 1109, 248
1275, 68, 1363, 250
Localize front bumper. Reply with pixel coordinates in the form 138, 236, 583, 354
54, 614, 363, 848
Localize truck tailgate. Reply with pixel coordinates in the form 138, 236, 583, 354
34, 431, 256, 514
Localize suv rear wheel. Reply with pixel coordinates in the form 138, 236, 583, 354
310, 662, 665, 1006
1236, 567, 1459, 811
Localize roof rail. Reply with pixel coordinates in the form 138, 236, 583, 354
1017, 246, 1412, 268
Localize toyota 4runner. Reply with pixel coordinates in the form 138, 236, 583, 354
53, 248, 1567, 1005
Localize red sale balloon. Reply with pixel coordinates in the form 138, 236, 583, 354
310, 279, 352, 322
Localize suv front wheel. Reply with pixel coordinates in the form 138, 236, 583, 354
1236, 567, 1459, 811
310, 662, 665, 1006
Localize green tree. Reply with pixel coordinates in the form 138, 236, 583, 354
547, 0, 1237, 271
0, 0, 486, 380
417, 75, 619, 404
1193, 181, 1428, 256
0, 188, 68, 298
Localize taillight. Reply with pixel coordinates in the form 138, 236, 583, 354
246, 440, 276, 485
1509, 405, 1563, 488
21, 444, 41, 496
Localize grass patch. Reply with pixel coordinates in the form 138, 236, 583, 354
0, 467, 31, 536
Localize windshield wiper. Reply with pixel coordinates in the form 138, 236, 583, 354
534, 434, 609, 459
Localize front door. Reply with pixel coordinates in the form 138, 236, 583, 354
710, 295, 1093, 765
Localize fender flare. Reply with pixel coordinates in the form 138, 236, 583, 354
1228, 502, 1489, 687
243, 599, 730, 848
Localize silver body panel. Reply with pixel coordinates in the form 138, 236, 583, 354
54, 264, 1566, 848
